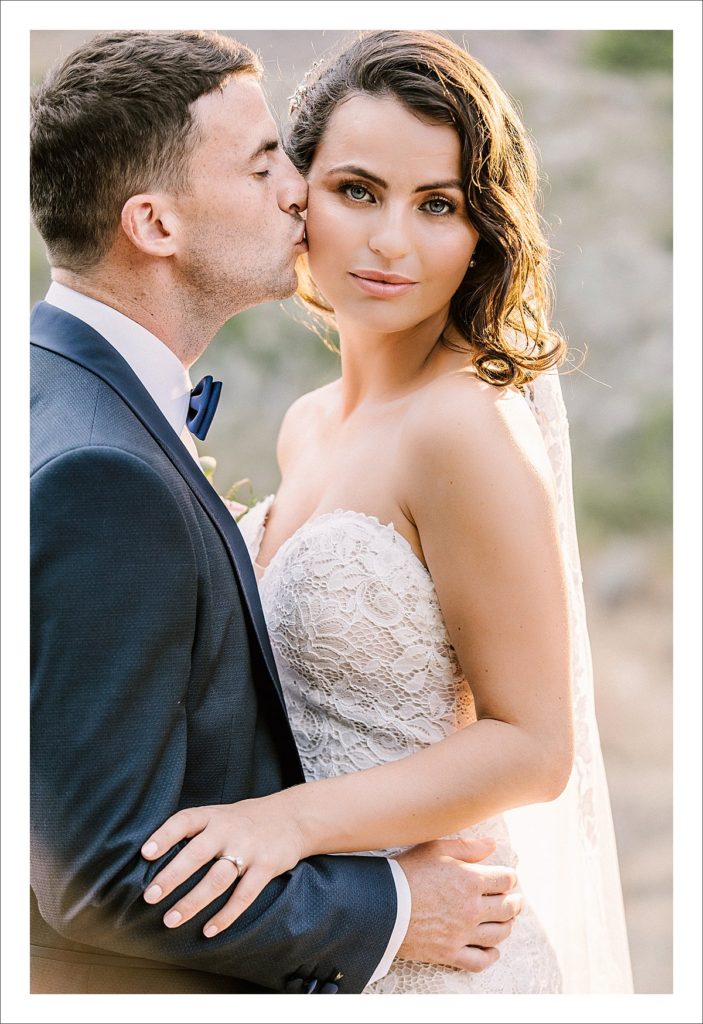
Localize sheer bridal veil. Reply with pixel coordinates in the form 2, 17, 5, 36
505, 370, 634, 992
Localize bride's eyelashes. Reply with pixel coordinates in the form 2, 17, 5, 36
336, 179, 459, 217
339, 180, 375, 203
421, 195, 458, 216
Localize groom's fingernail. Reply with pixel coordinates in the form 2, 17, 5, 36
142, 841, 158, 857
204, 925, 219, 938
164, 910, 182, 928
143, 884, 162, 903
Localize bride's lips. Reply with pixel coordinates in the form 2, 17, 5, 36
349, 269, 417, 298
293, 227, 308, 253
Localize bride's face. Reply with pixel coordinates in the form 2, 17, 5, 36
304, 93, 479, 335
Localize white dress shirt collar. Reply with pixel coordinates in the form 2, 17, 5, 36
44, 281, 194, 439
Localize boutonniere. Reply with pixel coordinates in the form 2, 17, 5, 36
199, 456, 259, 523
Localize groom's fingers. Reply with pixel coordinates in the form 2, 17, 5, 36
438, 835, 497, 863
202, 867, 271, 937
451, 945, 500, 974
482, 892, 523, 922
479, 867, 518, 895
471, 921, 514, 947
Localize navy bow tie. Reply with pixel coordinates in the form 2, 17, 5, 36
187, 375, 222, 441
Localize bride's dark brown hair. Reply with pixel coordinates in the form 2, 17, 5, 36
286, 30, 567, 387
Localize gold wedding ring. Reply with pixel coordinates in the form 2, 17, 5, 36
218, 854, 245, 878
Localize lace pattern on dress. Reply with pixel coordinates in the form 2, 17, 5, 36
237, 505, 561, 993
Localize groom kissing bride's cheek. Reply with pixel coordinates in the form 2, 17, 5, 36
30, 30, 631, 995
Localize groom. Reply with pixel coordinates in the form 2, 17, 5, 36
30, 30, 522, 994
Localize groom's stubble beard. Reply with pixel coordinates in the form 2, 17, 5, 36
178, 219, 300, 330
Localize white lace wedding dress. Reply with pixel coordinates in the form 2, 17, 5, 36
236, 372, 632, 994
240, 498, 562, 993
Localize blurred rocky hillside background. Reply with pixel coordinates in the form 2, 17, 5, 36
30, 29, 672, 992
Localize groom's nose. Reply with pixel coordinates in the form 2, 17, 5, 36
277, 151, 308, 216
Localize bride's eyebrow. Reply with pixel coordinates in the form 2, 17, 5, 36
324, 164, 462, 193
326, 164, 387, 187
414, 178, 463, 192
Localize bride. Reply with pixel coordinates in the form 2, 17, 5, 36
141, 31, 632, 993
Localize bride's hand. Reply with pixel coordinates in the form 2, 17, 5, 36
140, 795, 305, 937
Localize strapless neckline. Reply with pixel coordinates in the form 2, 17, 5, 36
256, 507, 431, 582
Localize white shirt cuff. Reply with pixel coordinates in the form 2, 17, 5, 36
366, 858, 412, 986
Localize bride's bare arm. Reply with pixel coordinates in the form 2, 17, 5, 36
285, 376, 572, 834
142, 374, 572, 933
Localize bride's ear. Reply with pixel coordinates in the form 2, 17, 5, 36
120, 194, 178, 258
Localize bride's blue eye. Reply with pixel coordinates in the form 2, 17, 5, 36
422, 196, 456, 216
342, 182, 373, 202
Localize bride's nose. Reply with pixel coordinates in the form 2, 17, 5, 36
367, 207, 411, 261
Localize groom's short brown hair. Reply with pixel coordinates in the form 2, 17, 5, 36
30, 30, 261, 271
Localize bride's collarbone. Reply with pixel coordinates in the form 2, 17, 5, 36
262, 402, 426, 565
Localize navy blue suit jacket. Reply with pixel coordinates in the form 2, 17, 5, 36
30, 301, 397, 993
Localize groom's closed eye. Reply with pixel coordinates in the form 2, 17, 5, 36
247, 138, 280, 178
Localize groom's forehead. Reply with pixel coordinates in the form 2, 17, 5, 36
190, 75, 277, 154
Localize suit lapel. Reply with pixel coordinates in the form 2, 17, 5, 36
30, 301, 287, 711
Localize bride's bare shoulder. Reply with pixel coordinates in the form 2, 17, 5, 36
401, 368, 552, 487
406, 367, 530, 436
276, 379, 342, 469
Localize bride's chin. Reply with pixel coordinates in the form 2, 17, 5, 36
342, 308, 419, 336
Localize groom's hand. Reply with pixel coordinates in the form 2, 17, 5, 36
395, 836, 522, 973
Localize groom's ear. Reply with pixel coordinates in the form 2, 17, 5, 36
120, 194, 178, 258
